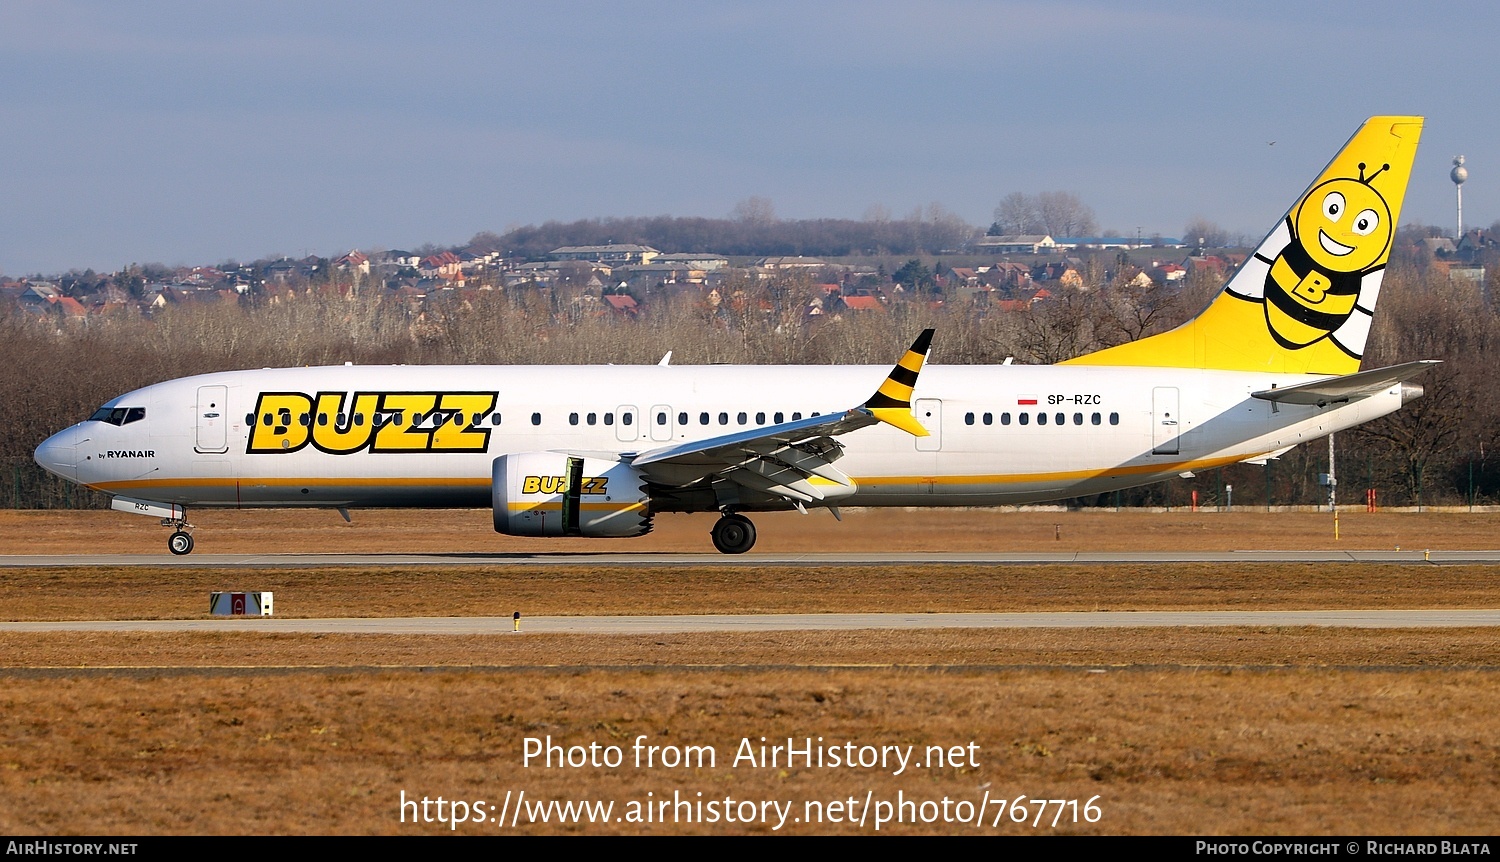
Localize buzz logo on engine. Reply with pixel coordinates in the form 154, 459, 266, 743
494, 453, 652, 539
520, 475, 610, 495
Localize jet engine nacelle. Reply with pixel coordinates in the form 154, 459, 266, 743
492, 453, 652, 538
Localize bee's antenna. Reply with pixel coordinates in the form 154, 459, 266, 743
1359, 162, 1391, 184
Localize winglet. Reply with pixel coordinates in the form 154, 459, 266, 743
864, 329, 934, 437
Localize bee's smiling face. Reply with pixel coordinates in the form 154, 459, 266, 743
1295, 177, 1393, 272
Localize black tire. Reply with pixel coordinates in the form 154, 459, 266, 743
711, 514, 756, 554
168, 531, 194, 556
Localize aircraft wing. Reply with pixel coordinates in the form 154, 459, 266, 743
625, 330, 934, 504
1250, 360, 1439, 406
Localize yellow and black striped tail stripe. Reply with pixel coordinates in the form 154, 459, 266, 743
865, 328, 933, 437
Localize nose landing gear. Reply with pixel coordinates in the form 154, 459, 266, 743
711, 513, 756, 554
168, 530, 195, 555
162, 516, 195, 555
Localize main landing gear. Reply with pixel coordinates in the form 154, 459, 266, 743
711, 513, 756, 554
163, 517, 195, 555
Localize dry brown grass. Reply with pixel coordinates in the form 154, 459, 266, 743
3, 627, 1498, 670
3, 562, 1500, 621
1, 667, 1496, 835
2, 506, 1496, 555
3, 509, 1499, 835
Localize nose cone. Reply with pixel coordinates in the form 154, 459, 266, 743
34, 427, 81, 482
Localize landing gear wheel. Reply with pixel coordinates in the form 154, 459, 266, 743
168, 530, 195, 556
711, 514, 756, 554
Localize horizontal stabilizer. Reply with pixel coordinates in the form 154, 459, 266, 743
1251, 360, 1439, 406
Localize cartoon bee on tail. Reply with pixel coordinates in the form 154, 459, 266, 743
1235, 161, 1396, 359
1061, 116, 1420, 376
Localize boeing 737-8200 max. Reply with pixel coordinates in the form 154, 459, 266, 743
35, 116, 1434, 555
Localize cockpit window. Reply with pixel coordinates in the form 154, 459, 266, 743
88, 406, 145, 426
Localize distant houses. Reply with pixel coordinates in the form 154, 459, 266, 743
10, 221, 1367, 330
551, 244, 659, 266
977, 235, 1057, 255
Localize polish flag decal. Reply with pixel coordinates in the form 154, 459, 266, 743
1017, 395, 1038, 405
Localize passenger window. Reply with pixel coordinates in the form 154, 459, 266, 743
1091, 412, 1101, 425
737, 412, 747, 425
1055, 412, 1065, 425
756, 412, 765, 424
472, 412, 484, 426
1038, 413, 1047, 426
355, 413, 365, 426
622, 412, 633, 426
678, 412, 688, 426
1073, 413, 1083, 425
699, 412, 710, 425
1019, 413, 1029, 426
774, 412, 784, 423
298, 413, 311, 427
531, 412, 541, 426
263, 413, 272, 426
965, 412, 975, 426
587, 412, 597, 425
792, 412, 802, 420
317, 413, 328, 426
245, 413, 255, 426
657, 411, 667, 426
491, 413, 501, 425
393, 412, 404, 426
1109, 412, 1120, 425
1001, 412, 1011, 426
604, 413, 614, 425
568, 413, 579, 426
719, 412, 729, 425
983, 412, 993, 425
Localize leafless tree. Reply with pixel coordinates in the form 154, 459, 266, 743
992, 192, 1041, 235
731, 196, 777, 226
1182, 217, 1231, 248
992, 191, 1097, 238
1034, 191, 1097, 238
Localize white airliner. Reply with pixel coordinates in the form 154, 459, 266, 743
35, 116, 1432, 555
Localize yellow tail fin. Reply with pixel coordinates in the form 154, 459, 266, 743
1065, 116, 1423, 374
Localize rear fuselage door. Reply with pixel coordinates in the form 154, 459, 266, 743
1152, 386, 1180, 455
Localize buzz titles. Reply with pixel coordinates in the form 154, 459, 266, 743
246, 391, 497, 455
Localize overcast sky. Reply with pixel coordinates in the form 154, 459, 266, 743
1, 0, 1493, 275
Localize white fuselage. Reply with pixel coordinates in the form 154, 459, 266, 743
35, 362, 1403, 512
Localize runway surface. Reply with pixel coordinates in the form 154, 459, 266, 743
5, 549, 1500, 567
4, 609, 1499, 634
